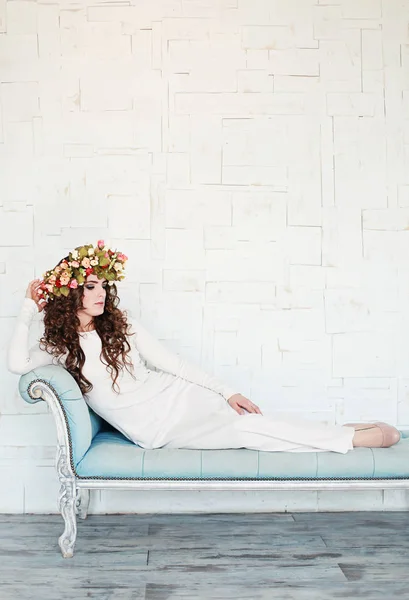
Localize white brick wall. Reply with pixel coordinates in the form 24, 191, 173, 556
1, 0, 409, 513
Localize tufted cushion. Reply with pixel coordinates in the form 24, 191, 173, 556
75, 429, 409, 480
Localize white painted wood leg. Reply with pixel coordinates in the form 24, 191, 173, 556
76, 489, 90, 520
57, 446, 77, 558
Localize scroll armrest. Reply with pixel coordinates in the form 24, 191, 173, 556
19, 365, 93, 470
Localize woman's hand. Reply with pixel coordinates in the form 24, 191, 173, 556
25, 279, 46, 312
227, 393, 263, 416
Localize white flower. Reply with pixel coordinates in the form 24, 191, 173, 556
90, 259, 98, 266
113, 262, 123, 272
88, 248, 94, 256
71, 250, 79, 260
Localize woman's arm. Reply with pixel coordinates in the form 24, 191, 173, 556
130, 319, 239, 401
7, 297, 56, 375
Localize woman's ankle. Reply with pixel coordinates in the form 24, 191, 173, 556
352, 425, 382, 448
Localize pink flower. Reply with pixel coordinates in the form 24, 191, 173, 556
104, 252, 109, 258
97, 239, 105, 248
117, 253, 127, 262
81, 257, 91, 268
69, 279, 78, 289
70, 260, 80, 268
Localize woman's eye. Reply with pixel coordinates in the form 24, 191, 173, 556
85, 285, 107, 290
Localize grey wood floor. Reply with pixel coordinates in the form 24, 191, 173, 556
1, 512, 409, 599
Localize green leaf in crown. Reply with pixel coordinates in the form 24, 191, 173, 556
105, 270, 116, 281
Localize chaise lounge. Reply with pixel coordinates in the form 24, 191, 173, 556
19, 364, 409, 558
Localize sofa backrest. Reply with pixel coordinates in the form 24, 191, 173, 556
18, 365, 107, 469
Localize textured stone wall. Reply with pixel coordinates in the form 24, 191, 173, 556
1, 0, 409, 512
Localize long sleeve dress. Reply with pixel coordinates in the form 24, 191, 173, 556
7, 298, 355, 454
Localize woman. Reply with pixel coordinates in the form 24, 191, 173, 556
7, 240, 400, 453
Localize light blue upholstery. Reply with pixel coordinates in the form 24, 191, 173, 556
19, 366, 409, 480
19, 365, 105, 468
75, 430, 409, 479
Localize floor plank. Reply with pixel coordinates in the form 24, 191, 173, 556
144, 583, 409, 600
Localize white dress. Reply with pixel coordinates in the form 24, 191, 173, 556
7, 298, 355, 454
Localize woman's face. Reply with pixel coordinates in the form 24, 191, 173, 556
80, 275, 108, 317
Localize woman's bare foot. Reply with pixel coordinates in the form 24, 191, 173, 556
345, 422, 401, 448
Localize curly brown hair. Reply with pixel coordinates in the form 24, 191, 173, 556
39, 257, 135, 395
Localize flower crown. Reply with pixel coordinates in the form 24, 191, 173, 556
38, 240, 128, 302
